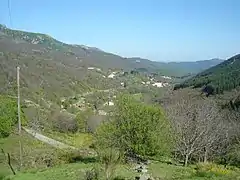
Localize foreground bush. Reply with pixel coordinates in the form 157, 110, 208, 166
57, 149, 97, 164
0, 95, 26, 138
84, 167, 99, 180
195, 162, 231, 177
95, 94, 173, 159
51, 111, 78, 133
97, 148, 122, 180
226, 143, 240, 167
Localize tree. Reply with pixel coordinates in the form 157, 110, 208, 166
166, 96, 225, 166
95, 94, 173, 159
218, 108, 240, 167
0, 95, 26, 138
51, 111, 78, 133
75, 108, 93, 132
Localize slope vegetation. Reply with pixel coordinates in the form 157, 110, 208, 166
0, 24, 225, 104
175, 54, 240, 94
0, 24, 223, 74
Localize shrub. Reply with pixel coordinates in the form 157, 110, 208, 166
195, 162, 231, 177
57, 150, 83, 163
96, 148, 122, 180
84, 167, 99, 180
226, 144, 240, 167
51, 111, 78, 133
0, 95, 26, 138
75, 108, 94, 133
33, 151, 61, 168
0, 173, 5, 180
57, 150, 97, 164
16, 149, 63, 170
113, 176, 125, 180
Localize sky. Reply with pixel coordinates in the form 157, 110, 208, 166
0, 0, 240, 62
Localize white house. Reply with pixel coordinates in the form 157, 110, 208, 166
152, 82, 169, 88
104, 101, 114, 106
161, 75, 172, 80
108, 72, 117, 78
163, 82, 169, 86
87, 67, 95, 70
108, 101, 114, 106
152, 82, 164, 87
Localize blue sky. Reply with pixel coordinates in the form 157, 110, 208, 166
0, 0, 240, 62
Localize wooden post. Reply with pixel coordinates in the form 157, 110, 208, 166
17, 67, 21, 134
17, 66, 23, 168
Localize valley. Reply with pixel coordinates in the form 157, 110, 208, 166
0, 24, 239, 180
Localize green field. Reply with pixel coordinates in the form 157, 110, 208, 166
1, 130, 239, 180
3, 161, 240, 180
43, 131, 93, 148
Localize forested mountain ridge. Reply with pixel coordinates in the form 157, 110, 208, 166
0, 24, 226, 103
174, 54, 240, 94
158, 58, 224, 76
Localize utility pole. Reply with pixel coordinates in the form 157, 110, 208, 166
17, 66, 23, 168
17, 66, 21, 134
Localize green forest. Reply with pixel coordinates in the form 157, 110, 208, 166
174, 54, 240, 95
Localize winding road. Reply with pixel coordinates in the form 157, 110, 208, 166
23, 127, 97, 156
23, 127, 77, 149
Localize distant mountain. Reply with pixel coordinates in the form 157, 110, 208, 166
127, 57, 224, 77
0, 24, 227, 103
0, 24, 67, 49
0, 24, 160, 72
175, 54, 240, 95
0, 24, 224, 75
164, 58, 224, 75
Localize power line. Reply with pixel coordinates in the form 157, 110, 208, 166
7, 0, 13, 27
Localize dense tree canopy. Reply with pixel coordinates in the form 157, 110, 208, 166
95, 94, 173, 158
174, 54, 240, 95
0, 95, 25, 138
